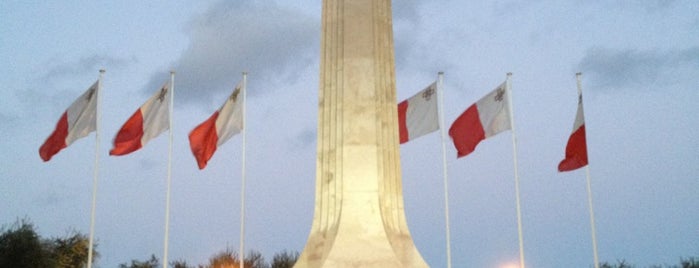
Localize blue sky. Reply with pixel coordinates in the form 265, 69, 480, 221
1, 1, 698, 267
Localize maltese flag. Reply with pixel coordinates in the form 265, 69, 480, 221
449, 82, 511, 158
558, 92, 588, 172
398, 82, 439, 144
110, 82, 171, 156
188, 82, 244, 169
39, 81, 99, 161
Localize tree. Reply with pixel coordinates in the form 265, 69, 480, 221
201, 249, 268, 268
244, 250, 267, 268
172, 259, 194, 268
271, 250, 298, 268
203, 249, 238, 268
680, 257, 699, 268
48, 230, 97, 268
119, 254, 159, 268
0, 219, 52, 268
599, 259, 633, 268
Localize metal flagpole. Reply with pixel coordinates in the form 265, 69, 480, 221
436, 71, 452, 268
505, 73, 526, 268
162, 71, 175, 268
239, 72, 248, 268
87, 69, 105, 268
577, 73, 600, 268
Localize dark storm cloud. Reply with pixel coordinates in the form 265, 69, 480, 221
145, 1, 318, 106
577, 47, 699, 90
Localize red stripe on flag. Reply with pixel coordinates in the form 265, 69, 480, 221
449, 104, 486, 158
558, 124, 588, 172
110, 110, 145, 156
39, 112, 69, 161
398, 100, 409, 144
188, 111, 220, 169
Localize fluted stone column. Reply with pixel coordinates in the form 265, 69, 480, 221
294, 1, 428, 267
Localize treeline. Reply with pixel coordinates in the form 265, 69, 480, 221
0, 219, 94, 267
0, 218, 296, 268
600, 259, 699, 268
121, 249, 298, 268
1, 219, 697, 268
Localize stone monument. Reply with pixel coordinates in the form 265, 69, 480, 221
294, 1, 429, 267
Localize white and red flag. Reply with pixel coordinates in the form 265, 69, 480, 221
448, 82, 511, 158
39, 81, 99, 161
188, 82, 244, 169
558, 91, 588, 172
110, 82, 171, 156
398, 82, 439, 144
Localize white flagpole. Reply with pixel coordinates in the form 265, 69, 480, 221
436, 71, 452, 268
505, 73, 526, 268
162, 71, 175, 268
239, 72, 248, 268
577, 73, 600, 268
86, 69, 105, 268
585, 166, 600, 268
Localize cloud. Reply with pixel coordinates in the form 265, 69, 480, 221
146, 1, 318, 106
0, 53, 136, 128
42, 54, 136, 83
577, 46, 699, 90
11, 54, 135, 115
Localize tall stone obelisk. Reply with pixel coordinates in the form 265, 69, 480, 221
294, 1, 429, 267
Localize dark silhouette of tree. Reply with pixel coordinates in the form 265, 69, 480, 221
119, 254, 159, 268
598, 257, 699, 268
600, 259, 633, 268
680, 257, 699, 268
271, 250, 298, 268
0, 219, 52, 267
244, 250, 266, 268
172, 259, 194, 268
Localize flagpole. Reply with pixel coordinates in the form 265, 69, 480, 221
577, 72, 600, 268
505, 73, 526, 268
585, 166, 600, 268
86, 69, 105, 268
436, 71, 452, 268
239, 72, 248, 268
162, 71, 175, 268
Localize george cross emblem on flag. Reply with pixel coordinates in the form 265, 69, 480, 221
230, 87, 241, 102
494, 87, 505, 102
157, 87, 168, 102
422, 86, 435, 101
86, 87, 96, 101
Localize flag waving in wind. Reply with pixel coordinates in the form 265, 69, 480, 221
39, 81, 99, 161
398, 82, 439, 144
449, 81, 511, 158
188, 81, 244, 169
110, 81, 171, 156
558, 90, 588, 172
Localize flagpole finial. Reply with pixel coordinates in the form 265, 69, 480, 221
99, 69, 105, 73
170, 70, 175, 75
438, 71, 444, 75
507, 72, 513, 76
576, 72, 582, 76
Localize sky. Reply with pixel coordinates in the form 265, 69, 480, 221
1, 1, 698, 267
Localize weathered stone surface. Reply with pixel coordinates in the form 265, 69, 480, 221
294, 1, 428, 267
